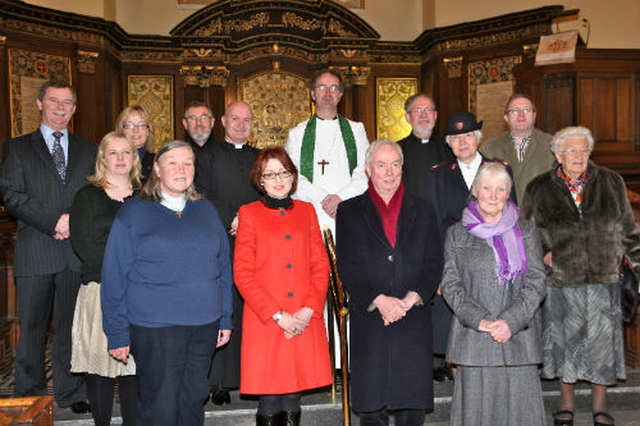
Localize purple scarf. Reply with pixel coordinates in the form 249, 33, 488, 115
462, 201, 527, 288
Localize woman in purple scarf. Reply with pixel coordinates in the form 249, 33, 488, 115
441, 162, 547, 426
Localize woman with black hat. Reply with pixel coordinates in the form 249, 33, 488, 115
426, 112, 517, 382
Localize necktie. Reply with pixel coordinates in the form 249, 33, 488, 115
52, 131, 66, 180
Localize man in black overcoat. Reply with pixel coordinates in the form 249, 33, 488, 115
196, 100, 260, 404
0, 80, 96, 412
336, 139, 443, 426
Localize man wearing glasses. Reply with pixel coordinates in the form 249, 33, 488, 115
183, 101, 216, 155
285, 69, 369, 235
396, 94, 453, 201
480, 94, 554, 204
195, 100, 260, 406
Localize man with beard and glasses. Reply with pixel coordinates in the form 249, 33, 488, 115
396, 94, 453, 201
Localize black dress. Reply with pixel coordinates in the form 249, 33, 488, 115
196, 139, 260, 390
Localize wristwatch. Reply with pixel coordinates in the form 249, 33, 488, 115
272, 310, 284, 323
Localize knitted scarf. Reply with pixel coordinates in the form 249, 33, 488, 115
462, 201, 527, 288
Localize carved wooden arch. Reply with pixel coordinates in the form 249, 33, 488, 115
171, 0, 380, 67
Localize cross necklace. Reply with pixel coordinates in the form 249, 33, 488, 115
317, 126, 341, 175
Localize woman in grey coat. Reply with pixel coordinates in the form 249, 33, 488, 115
442, 162, 547, 426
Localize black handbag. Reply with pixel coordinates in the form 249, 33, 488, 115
620, 257, 639, 322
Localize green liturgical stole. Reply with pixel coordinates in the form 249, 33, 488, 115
300, 115, 357, 182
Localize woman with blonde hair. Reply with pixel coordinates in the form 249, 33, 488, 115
116, 105, 155, 182
70, 131, 141, 425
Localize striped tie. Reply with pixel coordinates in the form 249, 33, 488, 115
52, 131, 66, 180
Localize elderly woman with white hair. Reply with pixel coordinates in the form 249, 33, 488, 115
522, 126, 640, 426
427, 112, 517, 381
442, 161, 547, 426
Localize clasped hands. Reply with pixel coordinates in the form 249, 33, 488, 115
374, 292, 421, 326
478, 319, 512, 344
276, 307, 314, 339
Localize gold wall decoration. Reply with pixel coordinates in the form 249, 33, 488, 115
77, 50, 99, 74
8, 48, 72, 137
443, 56, 463, 78
0, 35, 6, 45
376, 78, 417, 141
194, 13, 269, 36
326, 18, 357, 38
127, 75, 174, 151
239, 72, 311, 149
180, 65, 229, 88
281, 12, 323, 31
330, 66, 371, 87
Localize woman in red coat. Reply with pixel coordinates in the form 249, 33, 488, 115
234, 146, 332, 426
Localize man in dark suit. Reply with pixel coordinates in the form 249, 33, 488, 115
0, 80, 97, 413
396, 94, 453, 200
335, 140, 443, 426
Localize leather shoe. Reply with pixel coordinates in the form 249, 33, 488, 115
210, 388, 231, 405
433, 366, 453, 382
70, 401, 91, 414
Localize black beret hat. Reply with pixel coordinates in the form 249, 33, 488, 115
444, 112, 483, 136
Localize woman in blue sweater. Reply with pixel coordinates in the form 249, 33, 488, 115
101, 140, 233, 426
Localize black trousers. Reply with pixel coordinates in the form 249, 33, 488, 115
130, 321, 219, 426
359, 408, 426, 426
14, 269, 86, 407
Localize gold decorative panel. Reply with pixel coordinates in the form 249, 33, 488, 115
376, 78, 417, 141
127, 75, 174, 151
8, 49, 72, 137
239, 72, 311, 149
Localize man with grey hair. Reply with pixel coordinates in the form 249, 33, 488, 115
396, 94, 453, 200
480, 93, 554, 204
183, 101, 216, 154
0, 80, 96, 413
336, 139, 443, 426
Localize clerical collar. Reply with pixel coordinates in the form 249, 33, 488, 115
262, 194, 293, 210
412, 133, 430, 144
316, 115, 338, 121
224, 139, 246, 150
161, 193, 187, 216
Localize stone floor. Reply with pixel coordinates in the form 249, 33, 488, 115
52, 369, 640, 425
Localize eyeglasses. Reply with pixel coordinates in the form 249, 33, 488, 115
262, 171, 293, 181
562, 148, 591, 156
122, 123, 149, 130
506, 107, 534, 116
409, 107, 435, 115
315, 84, 341, 93
185, 115, 212, 123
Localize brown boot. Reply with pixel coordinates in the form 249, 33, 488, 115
256, 412, 283, 426
282, 410, 301, 426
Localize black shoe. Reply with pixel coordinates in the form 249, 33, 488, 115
593, 412, 614, 426
256, 412, 283, 426
283, 410, 301, 426
70, 400, 92, 414
433, 366, 453, 382
210, 388, 231, 405
552, 410, 574, 426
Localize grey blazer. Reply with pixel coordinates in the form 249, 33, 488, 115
0, 128, 97, 276
441, 218, 546, 367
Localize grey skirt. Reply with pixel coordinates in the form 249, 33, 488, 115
450, 365, 546, 426
542, 283, 625, 385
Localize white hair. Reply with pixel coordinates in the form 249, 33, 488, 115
550, 126, 595, 153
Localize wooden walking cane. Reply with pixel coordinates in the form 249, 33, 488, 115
323, 228, 350, 426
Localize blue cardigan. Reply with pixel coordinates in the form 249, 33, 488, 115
101, 196, 233, 349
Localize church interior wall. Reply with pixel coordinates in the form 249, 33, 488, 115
21, 0, 640, 48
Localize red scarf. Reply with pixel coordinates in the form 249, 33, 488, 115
368, 181, 405, 247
